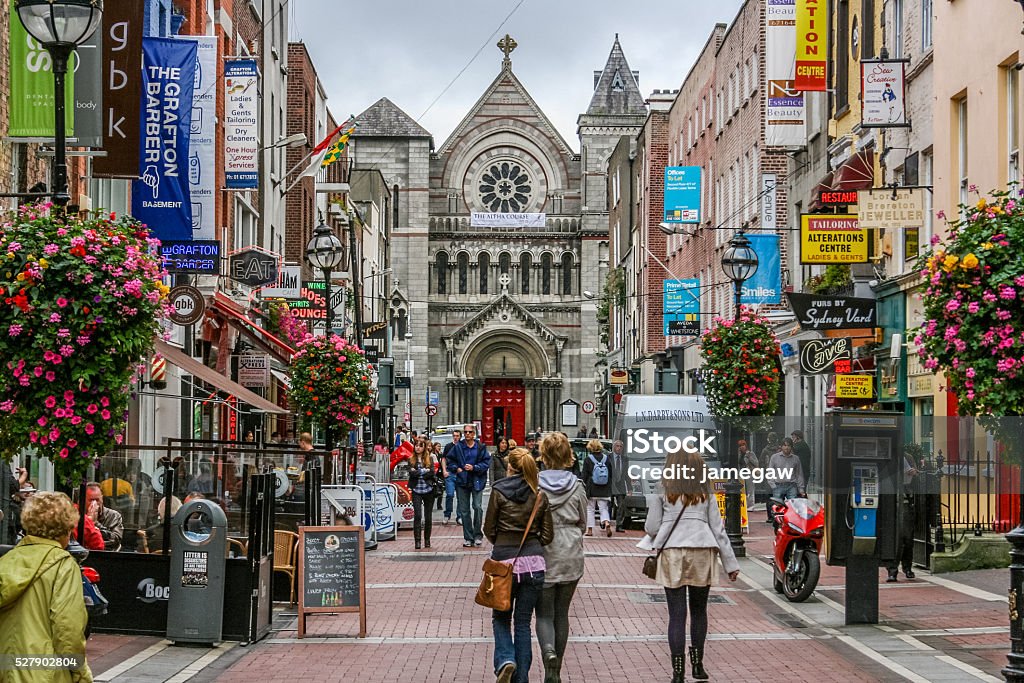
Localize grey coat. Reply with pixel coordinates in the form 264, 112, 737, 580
609, 450, 629, 496
539, 469, 588, 584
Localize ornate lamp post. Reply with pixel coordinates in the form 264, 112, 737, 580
720, 232, 759, 557
16, 0, 103, 207
306, 221, 346, 479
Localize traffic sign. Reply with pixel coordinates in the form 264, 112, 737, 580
582, 400, 595, 414
425, 405, 437, 417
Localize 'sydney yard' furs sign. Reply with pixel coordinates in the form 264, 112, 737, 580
786, 293, 877, 331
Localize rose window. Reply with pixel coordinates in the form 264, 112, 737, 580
477, 162, 532, 212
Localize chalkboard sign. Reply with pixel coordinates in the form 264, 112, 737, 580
297, 526, 366, 638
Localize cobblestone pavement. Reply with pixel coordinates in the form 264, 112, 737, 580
87, 515, 1010, 682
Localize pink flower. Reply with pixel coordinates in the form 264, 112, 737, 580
56, 297, 68, 308
100, 396, 109, 407
968, 302, 980, 313
936, 210, 946, 220
8, 324, 22, 336
86, 404, 98, 414
44, 396, 56, 408
45, 371, 55, 382
101, 409, 111, 420
37, 416, 47, 427
59, 449, 69, 459
70, 415, 82, 425
84, 423, 95, 435
49, 313, 61, 323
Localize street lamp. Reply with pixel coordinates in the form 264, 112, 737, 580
16, 0, 103, 207
305, 221, 345, 479
719, 232, 760, 557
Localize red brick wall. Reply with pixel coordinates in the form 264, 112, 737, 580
284, 43, 318, 268
640, 110, 670, 356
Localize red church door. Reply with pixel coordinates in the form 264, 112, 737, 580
481, 379, 526, 447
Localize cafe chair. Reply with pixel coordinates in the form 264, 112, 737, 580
274, 530, 299, 604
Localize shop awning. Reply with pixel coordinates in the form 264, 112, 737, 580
210, 292, 296, 365
832, 150, 876, 192
155, 340, 290, 414
271, 369, 291, 389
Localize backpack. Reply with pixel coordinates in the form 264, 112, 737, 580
588, 453, 609, 486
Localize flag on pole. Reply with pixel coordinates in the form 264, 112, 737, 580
295, 116, 356, 180
321, 125, 357, 169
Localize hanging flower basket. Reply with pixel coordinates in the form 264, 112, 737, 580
916, 187, 1024, 418
0, 206, 169, 484
699, 308, 782, 418
288, 333, 373, 440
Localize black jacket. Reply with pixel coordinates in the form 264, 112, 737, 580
406, 458, 437, 492
582, 450, 614, 498
484, 475, 554, 561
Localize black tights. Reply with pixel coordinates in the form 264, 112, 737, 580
412, 492, 435, 542
536, 579, 579, 658
665, 584, 711, 656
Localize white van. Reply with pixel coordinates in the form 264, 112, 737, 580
611, 394, 719, 525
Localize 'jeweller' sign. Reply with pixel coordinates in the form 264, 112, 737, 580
799, 338, 852, 374
787, 293, 877, 331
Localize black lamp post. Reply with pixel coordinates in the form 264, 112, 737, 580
1005, 419, 1024, 681
16, 0, 103, 208
720, 232, 759, 557
305, 221, 346, 480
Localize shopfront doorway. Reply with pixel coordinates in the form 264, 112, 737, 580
482, 378, 525, 446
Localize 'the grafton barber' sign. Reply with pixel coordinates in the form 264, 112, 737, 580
787, 293, 877, 331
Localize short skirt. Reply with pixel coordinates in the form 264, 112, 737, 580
656, 547, 719, 588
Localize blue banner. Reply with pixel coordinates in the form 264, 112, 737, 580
740, 234, 782, 305
664, 278, 701, 336
131, 38, 197, 242
664, 166, 702, 223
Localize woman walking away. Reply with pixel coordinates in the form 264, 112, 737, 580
536, 433, 588, 683
492, 437, 512, 485
0, 491, 93, 682
582, 439, 614, 536
407, 438, 438, 549
643, 447, 739, 682
484, 448, 555, 683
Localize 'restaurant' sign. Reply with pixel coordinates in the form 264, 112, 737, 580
787, 293, 877, 331
799, 337, 852, 374
800, 214, 868, 264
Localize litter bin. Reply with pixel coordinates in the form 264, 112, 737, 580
167, 499, 227, 644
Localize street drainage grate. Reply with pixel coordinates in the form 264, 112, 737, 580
628, 593, 734, 605
390, 554, 459, 562
769, 613, 808, 629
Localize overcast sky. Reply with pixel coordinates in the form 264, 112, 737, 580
291, 0, 744, 149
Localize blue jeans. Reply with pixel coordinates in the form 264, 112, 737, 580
444, 476, 457, 519
456, 487, 483, 543
493, 570, 544, 682
773, 483, 800, 500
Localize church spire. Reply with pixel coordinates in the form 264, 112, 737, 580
586, 34, 646, 116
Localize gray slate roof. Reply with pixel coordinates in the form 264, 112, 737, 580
352, 97, 432, 138
586, 35, 647, 116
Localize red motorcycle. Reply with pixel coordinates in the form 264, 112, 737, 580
769, 496, 825, 602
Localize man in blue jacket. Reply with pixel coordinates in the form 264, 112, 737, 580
449, 423, 490, 547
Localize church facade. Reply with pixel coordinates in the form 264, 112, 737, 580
350, 36, 647, 445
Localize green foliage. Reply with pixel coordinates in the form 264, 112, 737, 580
289, 334, 373, 439
804, 264, 852, 294
699, 309, 781, 418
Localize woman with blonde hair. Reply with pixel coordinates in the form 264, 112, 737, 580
535, 432, 588, 683
581, 438, 614, 536
406, 437, 438, 549
0, 491, 92, 681
643, 448, 739, 682
484, 448, 554, 683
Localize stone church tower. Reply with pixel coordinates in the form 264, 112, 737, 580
350, 36, 646, 445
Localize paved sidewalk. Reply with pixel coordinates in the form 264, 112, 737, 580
84, 515, 1011, 681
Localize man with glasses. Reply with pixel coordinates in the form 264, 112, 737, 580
448, 424, 491, 547
441, 430, 462, 524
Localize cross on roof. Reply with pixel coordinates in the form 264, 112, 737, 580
497, 34, 517, 63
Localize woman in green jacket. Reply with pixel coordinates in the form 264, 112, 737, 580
0, 491, 92, 682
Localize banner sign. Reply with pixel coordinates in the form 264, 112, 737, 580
765, 0, 806, 146
663, 167, 702, 223
73, 27, 102, 147
224, 59, 259, 189
262, 265, 301, 299
229, 248, 278, 287
469, 212, 546, 228
131, 38, 197, 242
835, 374, 874, 400
862, 59, 908, 128
799, 337, 852, 374
161, 240, 220, 274
786, 293, 877, 331
857, 188, 925, 232
664, 278, 701, 336
176, 36, 217, 239
740, 234, 781, 305
8, 1, 75, 137
800, 214, 868, 264
94, 0, 144, 177
761, 174, 778, 232
794, 0, 827, 91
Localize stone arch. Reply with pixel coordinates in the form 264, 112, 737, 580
462, 328, 552, 379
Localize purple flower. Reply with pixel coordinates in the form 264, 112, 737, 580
946, 299, 961, 312
968, 301, 980, 313
48, 313, 61, 323
969, 184, 978, 193
8, 324, 22, 337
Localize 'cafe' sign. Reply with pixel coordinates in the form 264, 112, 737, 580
786, 293, 877, 331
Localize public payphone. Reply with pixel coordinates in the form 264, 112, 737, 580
823, 411, 902, 624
